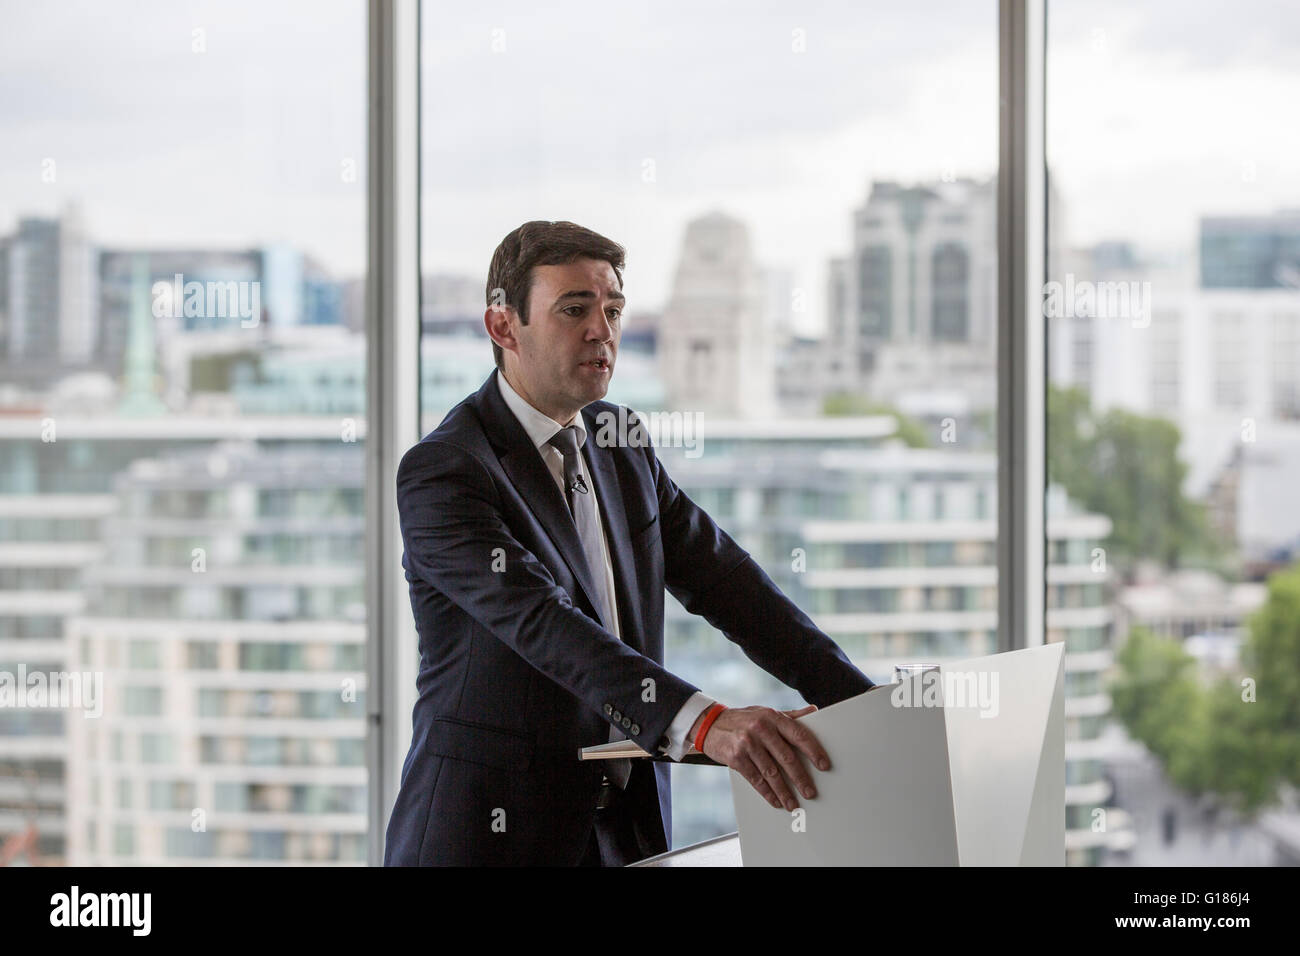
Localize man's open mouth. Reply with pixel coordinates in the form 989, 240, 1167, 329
582, 359, 611, 371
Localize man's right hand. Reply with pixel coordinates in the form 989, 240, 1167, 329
692, 704, 829, 811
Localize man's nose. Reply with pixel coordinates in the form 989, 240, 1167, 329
585, 309, 616, 342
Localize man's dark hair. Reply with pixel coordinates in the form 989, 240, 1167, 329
485, 221, 626, 371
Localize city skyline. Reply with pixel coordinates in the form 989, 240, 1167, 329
4, 0, 1299, 333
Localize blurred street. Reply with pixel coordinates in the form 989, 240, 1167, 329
1101, 723, 1280, 866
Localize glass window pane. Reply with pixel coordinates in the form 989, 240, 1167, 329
0, 0, 367, 864
1047, 0, 1299, 867
420, 0, 1000, 854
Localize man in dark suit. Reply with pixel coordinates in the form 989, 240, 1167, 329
383, 221, 875, 866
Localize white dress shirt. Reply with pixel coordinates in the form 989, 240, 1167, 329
495, 370, 714, 760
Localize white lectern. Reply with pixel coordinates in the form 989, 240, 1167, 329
728, 643, 1066, 865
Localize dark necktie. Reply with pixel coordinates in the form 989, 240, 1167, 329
547, 425, 631, 788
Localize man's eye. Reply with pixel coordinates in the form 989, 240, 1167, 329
608, 309, 621, 320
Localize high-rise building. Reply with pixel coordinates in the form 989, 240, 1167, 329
0, 418, 362, 864
806, 178, 1012, 427
658, 212, 775, 419
824, 179, 998, 405
8, 217, 60, 362
1, 206, 98, 378
64, 440, 367, 864
0, 490, 113, 863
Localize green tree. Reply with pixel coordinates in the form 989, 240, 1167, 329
1111, 564, 1300, 815
1191, 682, 1278, 812
1048, 385, 1218, 573
1237, 561, 1300, 793
1110, 626, 1204, 769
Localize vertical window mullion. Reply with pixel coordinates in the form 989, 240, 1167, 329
997, 0, 1047, 651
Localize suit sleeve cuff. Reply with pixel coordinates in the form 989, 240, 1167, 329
658, 691, 716, 761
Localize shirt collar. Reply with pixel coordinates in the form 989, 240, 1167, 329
495, 369, 587, 452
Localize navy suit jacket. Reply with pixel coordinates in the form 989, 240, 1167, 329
382, 371, 875, 866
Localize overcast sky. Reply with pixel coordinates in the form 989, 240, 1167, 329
2, 0, 1297, 333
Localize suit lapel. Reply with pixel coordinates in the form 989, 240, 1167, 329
472, 373, 613, 634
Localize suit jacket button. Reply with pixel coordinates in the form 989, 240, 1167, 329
621, 716, 632, 729
603, 704, 613, 716
612, 710, 622, 722
631, 724, 640, 735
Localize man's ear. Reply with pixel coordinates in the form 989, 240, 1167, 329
484, 304, 519, 358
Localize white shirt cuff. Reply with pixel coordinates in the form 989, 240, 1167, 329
659, 691, 716, 761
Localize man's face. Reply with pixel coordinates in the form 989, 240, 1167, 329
497, 257, 623, 423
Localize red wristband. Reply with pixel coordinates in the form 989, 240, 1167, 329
693, 703, 727, 753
